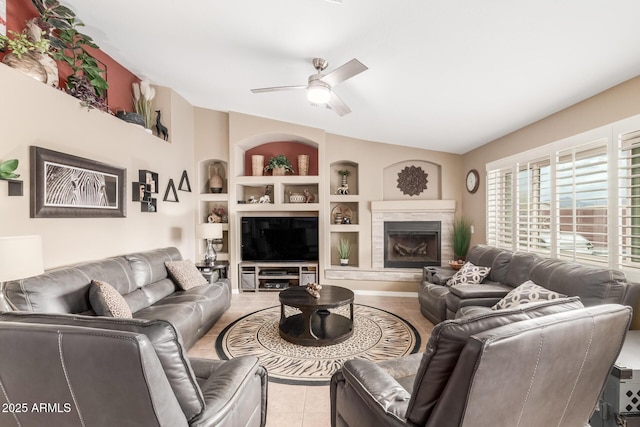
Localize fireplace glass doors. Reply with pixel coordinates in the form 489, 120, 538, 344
384, 221, 441, 268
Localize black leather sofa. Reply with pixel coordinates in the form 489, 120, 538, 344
418, 245, 640, 325
2, 247, 230, 349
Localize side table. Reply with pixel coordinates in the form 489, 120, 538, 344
195, 261, 228, 283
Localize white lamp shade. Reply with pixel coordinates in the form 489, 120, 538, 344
0, 235, 44, 282
198, 223, 223, 239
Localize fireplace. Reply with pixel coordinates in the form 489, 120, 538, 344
384, 221, 441, 268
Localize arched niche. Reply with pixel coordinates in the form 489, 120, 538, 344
235, 133, 320, 176
383, 160, 441, 200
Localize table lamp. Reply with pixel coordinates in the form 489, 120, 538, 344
198, 223, 223, 265
0, 235, 44, 311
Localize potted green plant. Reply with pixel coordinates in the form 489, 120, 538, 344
0, 29, 51, 82
452, 216, 472, 261
30, 0, 109, 109
337, 169, 350, 187
337, 238, 351, 266
0, 159, 20, 180
264, 155, 294, 176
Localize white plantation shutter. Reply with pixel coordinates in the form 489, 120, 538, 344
555, 141, 608, 264
516, 157, 552, 255
618, 130, 640, 269
487, 168, 513, 250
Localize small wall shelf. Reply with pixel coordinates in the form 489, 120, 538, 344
4, 179, 23, 196
133, 170, 158, 212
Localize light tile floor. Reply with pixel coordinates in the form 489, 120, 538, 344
188, 292, 434, 427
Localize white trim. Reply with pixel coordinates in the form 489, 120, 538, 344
354, 290, 418, 298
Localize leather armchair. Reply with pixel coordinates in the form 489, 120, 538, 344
331, 301, 631, 427
0, 312, 267, 427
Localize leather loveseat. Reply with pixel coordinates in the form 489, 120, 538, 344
418, 245, 640, 325
0, 312, 267, 427
2, 247, 230, 349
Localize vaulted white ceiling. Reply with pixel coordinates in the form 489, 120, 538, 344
64, 0, 640, 154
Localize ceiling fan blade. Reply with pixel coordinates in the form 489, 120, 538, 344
320, 59, 368, 87
251, 85, 306, 93
326, 91, 351, 116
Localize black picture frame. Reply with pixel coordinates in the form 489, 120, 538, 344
30, 146, 127, 218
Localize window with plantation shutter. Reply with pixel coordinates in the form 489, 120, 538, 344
487, 168, 513, 250
516, 157, 552, 255
618, 130, 640, 269
485, 114, 640, 278
554, 141, 609, 264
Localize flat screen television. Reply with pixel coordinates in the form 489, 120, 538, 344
241, 216, 319, 262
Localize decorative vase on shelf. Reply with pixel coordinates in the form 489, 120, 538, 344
251, 155, 264, 176
209, 166, 224, 193
3, 53, 47, 83
298, 154, 309, 176
340, 258, 349, 266
272, 166, 286, 176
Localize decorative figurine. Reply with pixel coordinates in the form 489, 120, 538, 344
258, 185, 272, 203
155, 110, 169, 141
303, 188, 315, 203
336, 183, 349, 195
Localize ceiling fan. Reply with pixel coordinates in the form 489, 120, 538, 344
251, 58, 368, 116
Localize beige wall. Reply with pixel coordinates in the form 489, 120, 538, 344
1, 61, 463, 291
461, 74, 640, 246
0, 64, 197, 269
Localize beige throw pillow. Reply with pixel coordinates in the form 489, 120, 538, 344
492, 280, 567, 310
446, 262, 491, 287
89, 280, 132, 318
165, 260, 208, 290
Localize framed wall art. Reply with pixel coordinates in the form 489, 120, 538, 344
30, 146, 127, 218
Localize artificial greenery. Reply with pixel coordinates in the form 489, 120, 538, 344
338, 169, 351, 176
0, 30, 50, 58
30, 0, 109, 101
264, 155, 294, 174
452, 216, 473, 259
0, 159, 20, 180
337, 238, 351, 259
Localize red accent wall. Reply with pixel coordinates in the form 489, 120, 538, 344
245, 142, 319, 176
3, 0, 138, 112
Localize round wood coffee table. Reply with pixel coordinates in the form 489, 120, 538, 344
278, 285, 354, 346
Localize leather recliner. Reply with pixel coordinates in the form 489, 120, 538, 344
331, 300, 631, 427
0, 312, 267, 427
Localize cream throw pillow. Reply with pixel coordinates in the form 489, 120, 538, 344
165, 260, 208, 290
492, 280, 567, 310
446, 262, 491, 287
89, 280, 132, 318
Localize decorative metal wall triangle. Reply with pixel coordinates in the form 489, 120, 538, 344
163, 178, 179, 202
178, 170, 191, 192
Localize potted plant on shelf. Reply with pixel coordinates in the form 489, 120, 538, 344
337, 169, 350, 186
264, 155, 294, 176
30, 0, 109, 110
0, 159, 20, 180
337, 238, 351, 266
0, 28, 51, 83
451, 216, 472, 265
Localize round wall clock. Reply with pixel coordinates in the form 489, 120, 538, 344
466, 169, 480, 194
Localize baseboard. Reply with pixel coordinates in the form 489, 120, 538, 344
354, 290, 418, 298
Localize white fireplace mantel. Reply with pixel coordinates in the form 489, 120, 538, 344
371, 200, 456, 213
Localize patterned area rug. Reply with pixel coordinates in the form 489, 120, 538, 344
215, 304, 421, 385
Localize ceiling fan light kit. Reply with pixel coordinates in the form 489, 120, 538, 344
251, 57, 368, 116
307, 81, 331, 104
